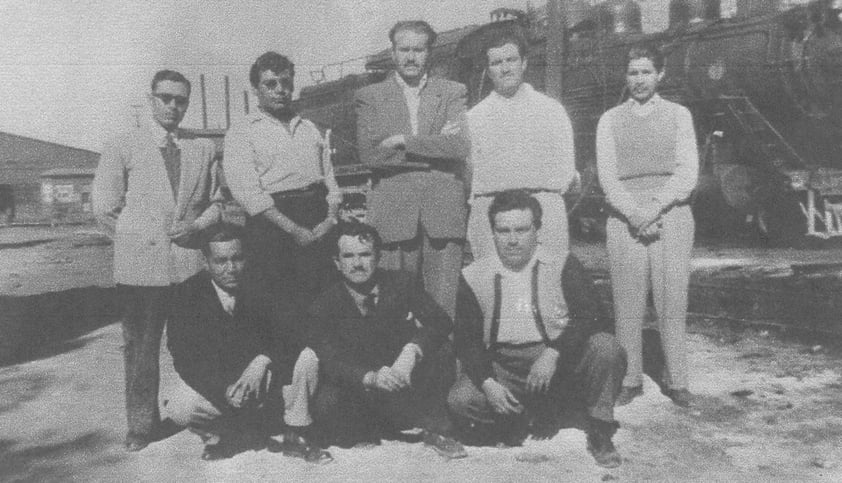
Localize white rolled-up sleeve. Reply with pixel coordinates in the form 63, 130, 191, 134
222, 123, 275, 216
654, 105, 699, 209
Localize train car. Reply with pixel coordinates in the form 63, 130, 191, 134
296, 0, 842, 245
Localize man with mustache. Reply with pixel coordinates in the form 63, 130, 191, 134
223, 51, 342, 307
164, 223, 330, 462
306, 222, 467, 459
466, 31, 578, 263
355, 20, 470, 319
448, 190, 626, 468
93, 69, 222, 451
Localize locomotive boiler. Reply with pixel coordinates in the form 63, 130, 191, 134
297, 0, 842, 245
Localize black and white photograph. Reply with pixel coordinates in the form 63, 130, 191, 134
1, 0, 842, 480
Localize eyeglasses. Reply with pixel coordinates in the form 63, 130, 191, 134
260, 79, 292, 91
153, 93, 189, 106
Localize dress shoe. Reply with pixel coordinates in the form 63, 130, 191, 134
124, 433, 151, 452
270, 428, 333, 464
586, 419, 622, 469
665, 388, 693, 408
422, 431, 468, 459
615, 385, 643, 406
201, 441, 237, 461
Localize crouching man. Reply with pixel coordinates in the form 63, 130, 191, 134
448, 190, 627, 468
307, 222, 467, 459
164, 223, 330, 462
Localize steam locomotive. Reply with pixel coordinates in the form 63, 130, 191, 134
296, 0, 842, 245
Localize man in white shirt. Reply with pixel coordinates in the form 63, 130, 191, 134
449, 190, 626, 468
466, 31, 578, 262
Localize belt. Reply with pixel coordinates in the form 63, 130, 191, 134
474, 188, 562, 198
270, 182, 325, 200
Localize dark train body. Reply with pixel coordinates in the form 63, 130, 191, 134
294, 0, 842, 244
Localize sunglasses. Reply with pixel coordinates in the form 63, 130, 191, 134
153, 93, 189, 106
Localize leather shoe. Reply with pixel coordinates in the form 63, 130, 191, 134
124, 434, 151, 452
201, 441, 236, 461
271, 429, 333, 464
615, 385, 643, 406
422, 431, 467, 459
665, 388, 693, 408
586, 420, 622, 469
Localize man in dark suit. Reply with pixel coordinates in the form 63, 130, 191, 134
164, 224, 330, 462
355, 20, 470, 319
308, 222, 466, 459
448, 191, 627, 468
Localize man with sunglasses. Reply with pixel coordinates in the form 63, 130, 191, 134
93, 69, 223, 451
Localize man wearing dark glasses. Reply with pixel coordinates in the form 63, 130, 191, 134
223, 51, 342, 310
93, 69, 223, 451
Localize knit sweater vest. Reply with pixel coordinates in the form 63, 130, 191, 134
612, 101, 677, 193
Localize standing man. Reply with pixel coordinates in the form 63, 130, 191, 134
93, 70, 222, 450
307, 223, 466, 459
165, 224, 329, 462
466, 31, 578, 261
449, 190, 626, 468
224, 51, 341, 306
355, 20, 470, 318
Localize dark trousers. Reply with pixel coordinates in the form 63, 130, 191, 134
448, 333, 626, 437
243, 184, 336, 309
313, 344, 456, 446
119, 284, 174, 440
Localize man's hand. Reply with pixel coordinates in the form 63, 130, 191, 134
482, 379, 523, 415
167, 220, 200, 245
391, 344, 420, 387
366, 366, 407, 393
440, 120, 462, 136
378, 134, 406, 151
226, 355, 271, 409
312, 217, 337, 240
326, 192, 343, 220
527, 348, 559, 394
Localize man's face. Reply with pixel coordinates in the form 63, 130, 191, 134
492, 208, 539, 271
391, 29, 430, 84
255, 69, 294, 115
626, 57, 663, 104
149, 80, 190, 131
487, 42, 526, 97
205, 239, 246, 291
335, 235, 378, 287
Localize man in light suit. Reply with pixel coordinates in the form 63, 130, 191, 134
355, 20, 470, 318
93, 70, 222, 451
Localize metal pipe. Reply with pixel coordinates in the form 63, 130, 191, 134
243, 90, 250, 115
200, 74, 208, 129
545, 0, 566, 102
224, 76, 231, 129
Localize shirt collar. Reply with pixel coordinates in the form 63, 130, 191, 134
251, 108, 304, 132
492, 245, 563, 277
393, 71, 428, 93
210, 279, 237, 307
150, 122, 180, 147
489, 82, 532, 104
626, 93, 663, 109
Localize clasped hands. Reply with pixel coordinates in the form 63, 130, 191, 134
364, 344, 420, 393
628, 199, 664, 242
482, 347, 559, 415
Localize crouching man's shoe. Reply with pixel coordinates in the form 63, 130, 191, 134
665, 388, 693, 408
269, 427, 333, 464
201, 440, 238, 461
422, 431, 468, 459
586, 419, 622, 469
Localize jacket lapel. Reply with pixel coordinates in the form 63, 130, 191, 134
418, 80, 442, 136
388, 73, 413, 135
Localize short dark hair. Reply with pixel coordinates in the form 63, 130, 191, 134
627, 44, 664, 72
200, 223, 245, 256
483, 30, 528, 64
151, 70, 191, 95
488, 190, 543, 230
331, 222, 382, 256
389, 20, 437, 49
249, 51, 295, 88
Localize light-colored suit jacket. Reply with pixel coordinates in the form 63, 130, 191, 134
355, 73, 469, 242
93, 126, 221, 286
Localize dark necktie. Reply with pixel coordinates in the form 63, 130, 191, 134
363, 293, 377, 316
161, 132, 181, 199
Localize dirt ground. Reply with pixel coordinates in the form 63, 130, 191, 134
2, 225, 842, 482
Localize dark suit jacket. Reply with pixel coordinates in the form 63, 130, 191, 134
307, 270, 453, 391
167, 271, 303, 409
454, 254, 613, 389
355, 73, 470, 242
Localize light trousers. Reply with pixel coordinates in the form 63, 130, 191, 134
606, 205, 694, 390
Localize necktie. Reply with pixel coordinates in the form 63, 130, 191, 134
363, 293, 377, 316
161, 132, 181, 199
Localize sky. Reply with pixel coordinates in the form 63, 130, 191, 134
0, 0, 526, 152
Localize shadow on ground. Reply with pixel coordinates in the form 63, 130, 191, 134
0, 432, 123, 482
0, 286, 120, 365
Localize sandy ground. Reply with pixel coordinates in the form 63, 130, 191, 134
2, 225, 842, 481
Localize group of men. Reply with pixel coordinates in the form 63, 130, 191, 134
93, 20, 630, 468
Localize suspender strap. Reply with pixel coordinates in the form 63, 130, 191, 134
531, 262, 551, 344
489, 273, 502, 349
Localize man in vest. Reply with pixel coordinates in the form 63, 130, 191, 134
448, 190, 626, 468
